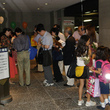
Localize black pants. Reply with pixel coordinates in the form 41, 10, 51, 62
53, 60, 63, 81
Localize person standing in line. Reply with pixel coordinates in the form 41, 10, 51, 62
34, 26, 44, 72
53, 24, 65, 75
13, 27, 30, 86
31, 30, 38, 69
76, 35, 96, 107
37, 24, 54, 86
61, 27, 76, 87
72, 25, 86, 44
1, 28, 18, 84
51, 28, 64, 82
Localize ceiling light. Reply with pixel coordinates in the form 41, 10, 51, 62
83, 19, 92, 22
37, 8, 40, 10
45, 3, 48, 5
3, 3, 6, 5
3, 8, 5, 10
74, 26, 78, 29
85, 11, 91, 14
93, 10, 97, 12
97, 26, 99, 28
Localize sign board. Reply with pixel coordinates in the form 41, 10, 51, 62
0, 48, 9, 80
63, 20, 74, 25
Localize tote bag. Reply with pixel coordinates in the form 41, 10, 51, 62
87, 76, 100, 97
43, 50, 52, 66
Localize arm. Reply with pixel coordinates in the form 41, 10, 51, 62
89, 67, 101, 74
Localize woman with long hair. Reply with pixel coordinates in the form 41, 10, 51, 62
76, 35, 96, 107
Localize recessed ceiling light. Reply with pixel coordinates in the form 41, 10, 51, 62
85, 11, 91, 14
37, 8, 40, 10
45, 3, 48, 5
3, 3, 6, 5
83, 19, 92, 22
3, 8, 5, 10
74, 26, 78, 29
93, 10, 97, 12
97, 26, 99, 28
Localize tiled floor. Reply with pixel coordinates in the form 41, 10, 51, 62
0, 60, 108, 110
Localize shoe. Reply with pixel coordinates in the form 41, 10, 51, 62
85, 100, 96, 107
19, 83, 24, 86
97, 106, 105, 110
43, 79, 47, 85
64, 84, 75, 87
56, 79, 64, 83
78, 100, 84, 106
108, 98, 110, 104
36, 71, 44, 73
26, 84, 31, 86
44, 82, 54, 87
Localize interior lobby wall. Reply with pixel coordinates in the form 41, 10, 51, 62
99, 0, 110, 47
0, 12, 51, 36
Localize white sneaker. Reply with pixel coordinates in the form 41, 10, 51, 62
78, 100, 84, 106
85, 100, 96, 107
43, 79, 47, 85
44, 82, 54, 87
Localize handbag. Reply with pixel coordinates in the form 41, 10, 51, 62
29, 46, 37, 60
43, 50, 52, 66
38, 47, 43, 64
27, 35, 37, 60
87, 76, 100, 97
75, 66, 84, 77
52, 49, 63, 61
67, 59, 77, 78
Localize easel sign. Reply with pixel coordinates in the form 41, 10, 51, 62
0, 48, 9, 80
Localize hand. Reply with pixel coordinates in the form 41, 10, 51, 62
38, 42, 41, 47
42, 45, 45, 48
89, 67, 93, 71
60, 46, 63, 49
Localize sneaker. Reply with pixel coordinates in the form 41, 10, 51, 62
108, 98, 110, 104
85, 100, 96, 107
43, 79, 47, 85
78, 100, 84, 106
44, 82, 54, 87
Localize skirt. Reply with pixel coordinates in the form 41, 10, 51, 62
75, 66, 89, 79
9, 56, 18, 78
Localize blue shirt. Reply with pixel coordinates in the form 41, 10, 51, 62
96, 61, 102, 69
41, 31, 53, 50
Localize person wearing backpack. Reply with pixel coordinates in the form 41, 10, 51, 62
89, 46, 110, 110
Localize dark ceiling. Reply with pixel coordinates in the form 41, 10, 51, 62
64, 0, 99, 30
64, 0, 99, 17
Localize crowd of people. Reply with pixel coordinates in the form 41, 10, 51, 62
0, 23, 110, 110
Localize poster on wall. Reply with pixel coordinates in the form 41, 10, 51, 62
0, 48, 9, 80
63, 20, 74, 25
62, 17, 75, 33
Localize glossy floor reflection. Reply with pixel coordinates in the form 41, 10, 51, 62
0, 60, 106, 110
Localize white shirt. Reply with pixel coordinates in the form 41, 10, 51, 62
77, 57, 86, 66
72, 31, 81, 44
58, 32, 66, 41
